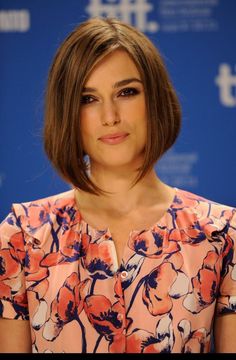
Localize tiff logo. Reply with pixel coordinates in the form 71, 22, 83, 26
85, 0, 159, 33
215, 64, 236, 107
0, 10, 30, 32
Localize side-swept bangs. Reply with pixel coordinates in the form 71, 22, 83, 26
44, 17, 181, 194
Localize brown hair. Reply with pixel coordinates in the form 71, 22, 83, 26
44, 17, 181, 194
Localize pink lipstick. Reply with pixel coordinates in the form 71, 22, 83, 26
99, 132, 129, 145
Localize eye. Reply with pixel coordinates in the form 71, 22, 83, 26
80, 95, 95, 104
119, 87, 139, 97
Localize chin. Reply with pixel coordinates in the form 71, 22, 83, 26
102, 156, 144, 170
89, 149, 145, 170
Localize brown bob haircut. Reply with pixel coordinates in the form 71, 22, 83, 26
44, 17, 181, 194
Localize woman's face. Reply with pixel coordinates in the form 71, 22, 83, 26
79, 49, 147, 173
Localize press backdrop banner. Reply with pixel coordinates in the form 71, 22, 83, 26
1, 0, 236, 220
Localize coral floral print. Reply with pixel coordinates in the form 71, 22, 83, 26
0, 188, 236, 353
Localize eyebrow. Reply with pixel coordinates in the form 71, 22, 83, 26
82, 77, 143, 92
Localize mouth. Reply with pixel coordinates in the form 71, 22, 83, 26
98, 132, 129, 145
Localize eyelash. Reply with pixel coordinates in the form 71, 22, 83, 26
119, 87, 139, 97
80, 87, 140, 105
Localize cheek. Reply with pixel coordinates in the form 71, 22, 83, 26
80, 109, 98, 137
79, 118, 92, 153
120, 98, 147, 121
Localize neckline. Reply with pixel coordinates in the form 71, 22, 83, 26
72, 187, 178, 235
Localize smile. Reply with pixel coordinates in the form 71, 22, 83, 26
98, 133, 129, 145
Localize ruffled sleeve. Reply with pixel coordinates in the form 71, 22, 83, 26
216, 211, 236, 315
0, 210, 29, 320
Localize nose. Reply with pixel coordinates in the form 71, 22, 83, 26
101, 100, 121, 126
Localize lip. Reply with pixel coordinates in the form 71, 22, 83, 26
98, 132, 129, 145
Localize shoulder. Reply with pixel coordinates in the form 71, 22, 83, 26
174, 188, 235, 215
1, 189, 81, 241
172, 188, 236, 236
13, 188, 76, 214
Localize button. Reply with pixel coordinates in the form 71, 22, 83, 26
121, 271, 128, 279
117, 313, 123, 321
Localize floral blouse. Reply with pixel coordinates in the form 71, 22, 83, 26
0, 188, 236, 353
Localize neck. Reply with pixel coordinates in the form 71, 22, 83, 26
75, 167, 173, 215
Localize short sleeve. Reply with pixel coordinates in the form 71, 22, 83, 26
0, 210, 29, 320
216, 211, 236, 315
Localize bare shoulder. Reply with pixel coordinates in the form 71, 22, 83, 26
0, 318, 32, 353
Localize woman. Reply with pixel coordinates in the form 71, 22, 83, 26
0, 17, 235, 353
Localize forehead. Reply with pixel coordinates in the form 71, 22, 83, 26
84, 49, 141, 85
